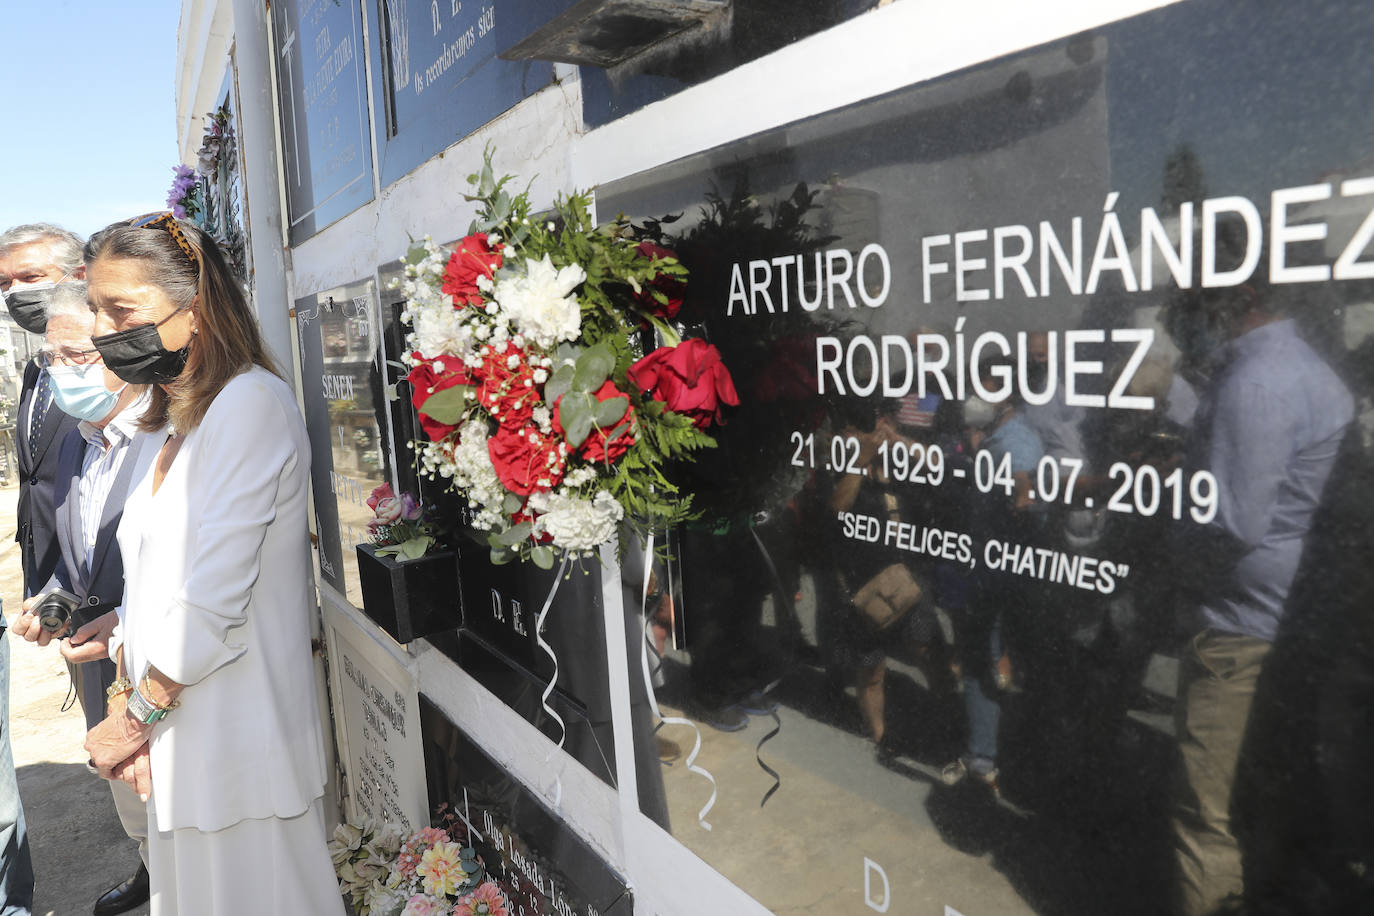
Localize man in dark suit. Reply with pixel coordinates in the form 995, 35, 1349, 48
0, 222, 85, 916
10, 281, 156, 915
0, 224, 85, 599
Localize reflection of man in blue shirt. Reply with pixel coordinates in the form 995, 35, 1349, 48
1171, 289, 1353, 915
1021, 330, 1085, 463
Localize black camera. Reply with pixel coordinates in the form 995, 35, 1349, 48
34, 588, 81, 635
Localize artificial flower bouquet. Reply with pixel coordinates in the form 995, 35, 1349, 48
366, 482, 439, 560
398, 151, 739, 567
331, 820, 510, 916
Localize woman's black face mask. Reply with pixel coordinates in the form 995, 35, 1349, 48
92, 304, 192, 385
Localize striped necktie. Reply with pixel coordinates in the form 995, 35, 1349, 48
29, 370, 52, 460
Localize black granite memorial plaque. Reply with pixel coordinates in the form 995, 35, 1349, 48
296, 282, 397, 609
271, 0, 375, 243
364, 0, 555, 187
596, 1, 1374, 913
419, 695, 633, 915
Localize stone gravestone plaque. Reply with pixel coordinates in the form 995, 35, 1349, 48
296, 281, 392, 608
271, 0, 375, 243
419, 696, 633, 915
364, 0, 555, 185
326, 603, 429, 833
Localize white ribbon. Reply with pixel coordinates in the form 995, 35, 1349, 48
640, 532, 717, 831
536, 555, 571, 809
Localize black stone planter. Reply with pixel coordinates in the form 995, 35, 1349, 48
355, 543, 461, 644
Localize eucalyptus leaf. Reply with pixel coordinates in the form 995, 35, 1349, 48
496, 522, 532, 546
490, 546, 515, 565
418, 386, 472, 424
531, 545, 555, 570
405, 244, 428, 266
398, 536, 433, 560
545, 364, 576, 403
645, 314, 681, 347
573, 344, 615, 392
559, 395, 594, 448
555, 342, 583, 365
593, 396, 628, 428
503, 493, 525, 514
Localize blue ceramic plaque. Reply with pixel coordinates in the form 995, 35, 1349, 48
271, 0, 376, 243
365, 0, 555, 186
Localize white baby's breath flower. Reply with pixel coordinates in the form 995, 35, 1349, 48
532, 405, 552, 433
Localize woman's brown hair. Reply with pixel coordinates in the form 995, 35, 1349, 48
84, 217, 279, 433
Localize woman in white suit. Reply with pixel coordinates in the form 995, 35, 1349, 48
81, 213, 344, 915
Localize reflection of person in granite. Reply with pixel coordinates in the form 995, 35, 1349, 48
940, 386, 1044, 796
1021, 330, 1086, 464
826, 397, 946, 762
677, 525, 775, 730
1166, 274, 1353, 916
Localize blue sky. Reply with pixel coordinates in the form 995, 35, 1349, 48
0, 0, 183, 240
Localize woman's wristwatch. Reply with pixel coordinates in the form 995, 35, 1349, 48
124, 675, 181, 725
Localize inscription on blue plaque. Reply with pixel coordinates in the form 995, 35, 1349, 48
365, 0, 555, 186
271, 0, 376, 243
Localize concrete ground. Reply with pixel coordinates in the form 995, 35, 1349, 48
0, 480, 148, 916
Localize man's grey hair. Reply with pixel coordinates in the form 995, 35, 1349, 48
43, 281, 94, 327
0, 223, 85, 275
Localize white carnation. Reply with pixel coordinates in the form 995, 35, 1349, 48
492, 255, 586, 349
532, 490, 623, 552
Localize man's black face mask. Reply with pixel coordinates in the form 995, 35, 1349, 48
2, 284, 56, 334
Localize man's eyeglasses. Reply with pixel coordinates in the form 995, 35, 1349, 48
128, 211, 199, 269
36, 347, 101, 370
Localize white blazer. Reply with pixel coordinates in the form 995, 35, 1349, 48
114, 366, 328, 833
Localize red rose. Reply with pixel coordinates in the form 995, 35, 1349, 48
488, 424, 566, 496
473, 343, 539, 429
633, 241, 686, 321
441, 234, 503, 307
366, 482, 394, 512
628, 339, 739, 428
408, 353, 474, 441
554, 380, 636, 464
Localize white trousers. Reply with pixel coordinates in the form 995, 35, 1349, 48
109, 780, 149, 865
146, 795, 345, 916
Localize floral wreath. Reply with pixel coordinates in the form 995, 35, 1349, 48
331, 819, 511, 916
397, 152, 739, 566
